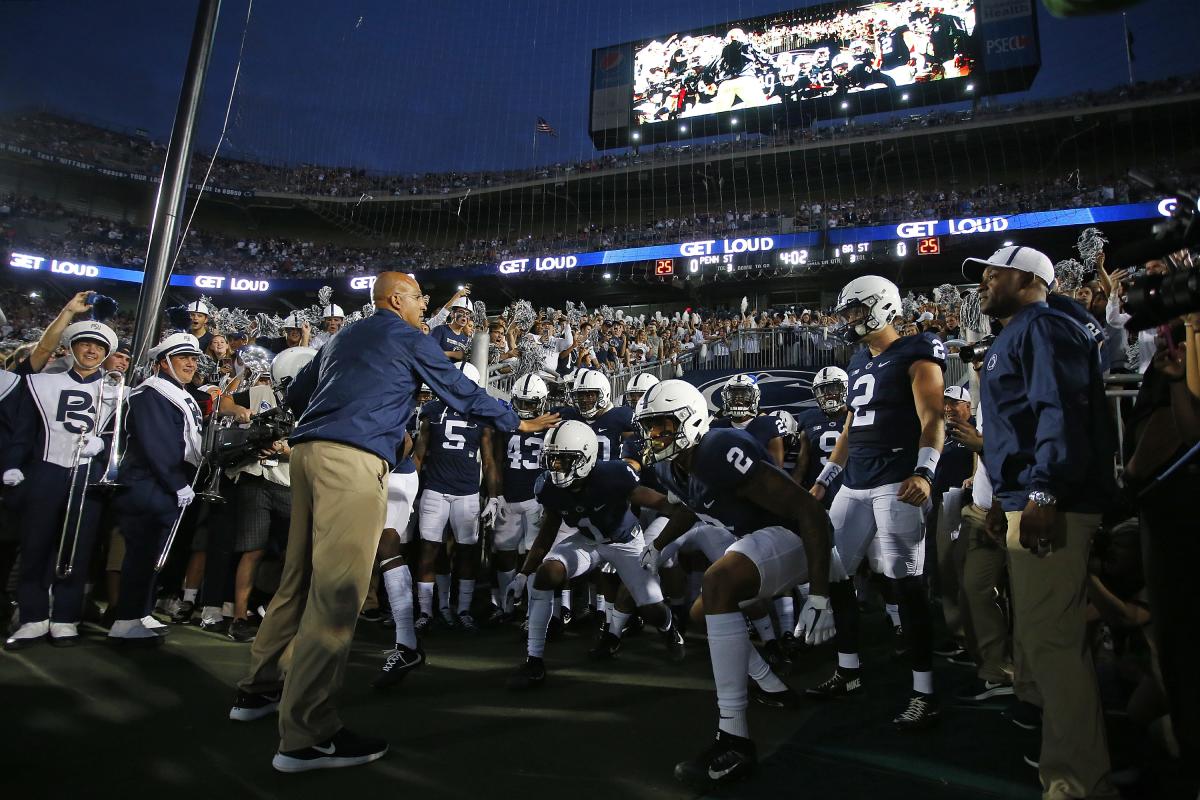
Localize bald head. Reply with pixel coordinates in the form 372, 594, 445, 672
373, 271, 428, 328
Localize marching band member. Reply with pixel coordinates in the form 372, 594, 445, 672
108, 332, 205, 643
3, 320, 120, 649
311, 302, 345, 350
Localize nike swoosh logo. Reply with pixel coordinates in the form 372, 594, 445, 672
709, 763, 741, 780
703, 500, 715, 508
312, 743, 336, 755
876, 361, 891, 367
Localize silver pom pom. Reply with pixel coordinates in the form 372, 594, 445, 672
1075, 227, 1108, 268
472, 300, 488, 329
514, 335, 548, 380
565, 301, 583, 328
600, 305, 615, 322
255, 313, 283, 339
1054, 259, 1087, 293
511, 300, 536, 331
933, 284, 962, 312
317, 285, 334, 309
901, 292, 919, 320
196, 354, 219, 382
959, 289, 989, 335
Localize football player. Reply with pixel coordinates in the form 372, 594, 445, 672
563, 369, 636, 462
635, 380, 832, 787
412, 362, 498, 633
796, 366, 848, 503
710, 374, 787, 466
806, 275, 946, 730
624, 371, 660, 408
507, 421, 685, 688
767, 409, 803, 482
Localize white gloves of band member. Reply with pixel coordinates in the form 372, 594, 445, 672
176, 486, 196, 509
797, 594, 835, 645
81, 435, 105, 458
481, 497, 503, 528
639, 541, 660, 573
2, 469, 23, 486
504, 572, 528, 613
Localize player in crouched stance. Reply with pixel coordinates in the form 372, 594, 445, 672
507, 420, 684, 689
634, 380, 832, 788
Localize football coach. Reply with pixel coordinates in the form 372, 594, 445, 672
230, 271, 558, 773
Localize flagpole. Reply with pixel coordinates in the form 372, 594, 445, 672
1122, 13, 1134, 86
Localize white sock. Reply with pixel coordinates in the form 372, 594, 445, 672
435, 574, 452, 611
751, 615, 776, 643
457, 579, 475, 614
221, 601, 234, 617
796, 582, 810, 601
560, 587, 572, 614
552, 590, 564, 619
183, 588, 198, 603
913, 670, 934, 695
200, 605, 222, 623
706, 612, 751, 739
886, 602, 901, 627
774, 596, 794, 635
383, 564, 417, 650
609, 609, 631, 637
588, 584, 598, 608
596, 593, 606, 613
496, 569, 515, 608
748, 648, 788, 692
605, 602, 613, 627
837, 651, 862, 670
418, 582, 434, 617
527, 588, 553, 658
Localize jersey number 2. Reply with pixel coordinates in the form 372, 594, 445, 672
726, 447, 753, 474
850, 374, 876, 428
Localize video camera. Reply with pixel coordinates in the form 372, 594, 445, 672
213, 405, 296, 469
956, 335, 996, 365
1111, 171, 1199, 331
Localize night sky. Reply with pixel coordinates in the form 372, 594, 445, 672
1, 0, 1197, 174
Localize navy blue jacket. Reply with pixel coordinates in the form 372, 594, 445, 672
980, 302, 1116, 512
120, 379, 200, 496
288, 310, 519, 467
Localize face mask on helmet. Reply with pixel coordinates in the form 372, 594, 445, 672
833, 300, 877, 342
637, 414, 684, 465
814, 380, 848, 414
723, 386, 757, 417
513, 395, 546, 420
543, 448, 589, 487
573, 389, 603, 418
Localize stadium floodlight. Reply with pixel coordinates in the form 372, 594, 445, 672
966, 83, 975, 92
457, 284, 465, 291
603, 272, 612, 280
841, 102, 849, 109
29, 291, 39, 299
901, 93, 910, 101
1004, 240, 1014, 246
731, 117, 738, 126
631, 132, 640, 140
679, 125, 687, 133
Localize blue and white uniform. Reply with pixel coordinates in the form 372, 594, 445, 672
494, 430, 545, 552
537, 460, 663, 606
830, 333, 946, 580
560, 405, 636, 463
796, 406, 845, 502
417, 399, 485, 545
384, 409, 421, 542
710, 413, 786, 456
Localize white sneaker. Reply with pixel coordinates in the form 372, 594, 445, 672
109, 618, 161, 642
49, 622, 80, 646
4, 619, 49, 650
141, 615, 169, 635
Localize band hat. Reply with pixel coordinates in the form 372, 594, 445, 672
944, 385, 972, 404
150, 332, 203, 361
185, 300, 212, 316
322, 304, 345, 318
962, 245, 1056, 290
62, 321, 118, 355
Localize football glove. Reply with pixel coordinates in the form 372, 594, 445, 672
480, 497, 502, 528
639, 541, 660, 573
797, 594, 835, 645
504, 572, 528, 613
2, 468, 24, 486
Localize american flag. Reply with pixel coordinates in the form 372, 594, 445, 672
535, 116, 557, 137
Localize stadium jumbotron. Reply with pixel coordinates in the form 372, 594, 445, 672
2, 1, 1199, 798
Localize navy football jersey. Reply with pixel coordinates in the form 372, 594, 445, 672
429, 324, 470, 356
559, 404, 634, 462
419, 399, 484, 495
844, 333, 946, 489
501, 431, 544, 503
796, 407, 845, 490
653, 429, 790, 537
392, 406, 420, 475
535, 460, 641, 544
710, 414, 786, 449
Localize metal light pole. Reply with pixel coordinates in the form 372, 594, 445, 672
130, 0, 222, 369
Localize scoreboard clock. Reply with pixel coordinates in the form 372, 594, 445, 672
917, 236, 941, 255
654, 258, 675, 276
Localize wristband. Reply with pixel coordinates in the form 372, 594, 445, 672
915, 446, 940, 475
815, 462, 843, 488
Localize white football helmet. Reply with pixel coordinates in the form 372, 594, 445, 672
511, 373, 550, 420
625, 372, 660, 406
417, 384, 433, 406
811, 366, 849, 415
831, 52, 855, 74
572, 369, 611, 420
634, 379, 711, 465
768, 409, 800, 446
271, 346, 317, 386
541, 420, 599, 488
721, 374, 760, 418
458, 361, 481, 386
833, 275, 902, 342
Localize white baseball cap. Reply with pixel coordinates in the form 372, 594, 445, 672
944, 386, 972, 404
962, 245, 1056, 290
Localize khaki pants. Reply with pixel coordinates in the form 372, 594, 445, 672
239, 441, 388, 751
960, 504, 1012, 683
1005, 509, 1116, 800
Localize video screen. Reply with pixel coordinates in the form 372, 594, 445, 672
632, 1, 978, 126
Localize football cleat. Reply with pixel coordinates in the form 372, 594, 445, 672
507, 656, 546, 690
760, 639, 792, 677
373, 645, 425, 690
438, 607, 458, 628
414, 613, 434, 637
227, 618, 257, 643
933, 639, 967, 658
893, 692, 941, 730
661, 623, 686, 662
589, 631, 622, 660
49, 622, 80, 647
457, 611, 479, 633
546, 614, 564, 642
358, 608, 384, 624
750, 681, 801, 709
674, 730, 756, 788
170, 600, 196, 625
622, 614, 644, 637
5, 619, 49, 650
805, 668, 863, 699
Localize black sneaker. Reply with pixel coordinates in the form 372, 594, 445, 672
1003, 700, 1042, 731
806, 668, 863, 699
589, 630, 622, 660
661, 623, 686, 662
438, 607, 457, 628
200, 616, 229, 634
760, 639, 792, 677
955, 678, 1014, 703
507, 656, 545, 690
1023, 751, 1039, 769
546, 614, 564, 642
933, 639, 967, 658
457, 611, 479, 632
779, 631, 801, 654
170, 600, 196, 625
892, 625, 909, 657
373, 644, 425, 689
227, 618, 257, 643
271, 727, 388, 773
945, 652, 977, 668
414, 613, 434, 638
229, 689, 281, 721
358, 608, 384, 624
674, 730, 757, 788
893, 692, 940, 730
565, 604, 592, 629
559, 606, 573, 628
751, 681, 801, 709
623, 614, 644, 637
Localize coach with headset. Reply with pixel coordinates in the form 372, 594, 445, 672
965, 245, 1119, 800
230, 271, 558, 774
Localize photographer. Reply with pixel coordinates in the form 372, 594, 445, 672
218, 371, 292, 644
965, 245, 1118, 799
